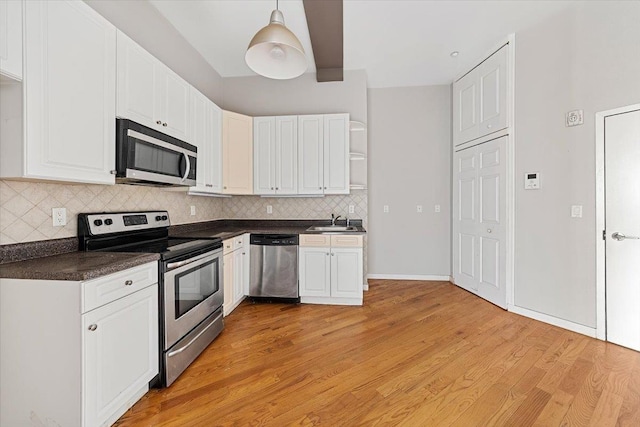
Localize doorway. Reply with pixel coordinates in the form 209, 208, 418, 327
596, 104, 640, 350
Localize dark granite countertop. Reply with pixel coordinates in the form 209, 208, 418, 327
0, 252, 160, 281
170, 219, 366, 241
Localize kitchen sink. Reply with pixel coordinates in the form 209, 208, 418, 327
306, 225, 358, 232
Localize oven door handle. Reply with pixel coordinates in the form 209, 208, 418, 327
167, 311, 222, 358
166, 258, 194, 271
166, 248, 221, 271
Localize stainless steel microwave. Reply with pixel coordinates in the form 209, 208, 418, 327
116, 119, 197, 186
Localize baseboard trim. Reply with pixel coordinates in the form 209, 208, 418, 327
508, 304, 597, 338
367, 274, 451, 281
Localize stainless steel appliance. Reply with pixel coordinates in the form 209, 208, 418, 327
116, 119, 197, 186
78, 211, 223, 387
249, 234, 299, 302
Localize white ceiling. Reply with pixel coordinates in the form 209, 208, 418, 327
150, 0, 574, 88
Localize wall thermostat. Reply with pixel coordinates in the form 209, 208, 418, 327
525, 172, 540, 190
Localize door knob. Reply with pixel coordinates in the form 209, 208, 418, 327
612, 232, 640, 241
156, 120, 162, 125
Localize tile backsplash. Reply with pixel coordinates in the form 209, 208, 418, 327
0, 180, 223, 244
0, 180, 368, 245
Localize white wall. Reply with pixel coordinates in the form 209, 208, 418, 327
84, 0, 223, 104
368, 86, 451, 277
222, 70, 368, 124
514, 1, 640, 327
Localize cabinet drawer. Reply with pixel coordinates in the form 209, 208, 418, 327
82, 262, 158, 313
330, 235, 363, 248
233, 235, 245, 251
300, 234, 331, 247
223, 238, 235, 254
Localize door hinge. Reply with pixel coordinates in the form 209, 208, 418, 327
603, 230, 606, 241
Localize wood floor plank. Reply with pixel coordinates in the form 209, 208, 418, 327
113, 281, 640, 427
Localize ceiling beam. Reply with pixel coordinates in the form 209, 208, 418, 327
302, 0, 343, 82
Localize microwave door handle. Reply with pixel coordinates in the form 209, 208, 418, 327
182, 153, 191, 183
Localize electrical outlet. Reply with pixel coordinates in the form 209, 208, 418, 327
566, 109, 584, 127
435, 205, 441, 213
383, 205, 389, 213
417, 205, 423, 213
52, 208, 66, 227
348, 205, 355, 214
267, 205, 273, 214
190, 205, 196, 216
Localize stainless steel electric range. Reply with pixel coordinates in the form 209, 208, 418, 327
78, 211, 223, 387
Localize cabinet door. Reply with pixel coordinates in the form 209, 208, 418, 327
209, 102, 223, 193
478, 45, 508, 139
299, 247, 331, 297
276, 116, 298, 194
0, 0, 22, 80
116, 30, 156, 130
253, 116, 276, 195
223, 252, 234, 316
298, 115, 324, 195
190, 89, 209, 191
330, 248, 363, 299
24, 0, 116, 184
453, 69, 479, 146
83, 285, 158, 427
233, 248, 245, 307
157, 67, 191, 142
323, 114, 350, 194
222, 111, 253, 194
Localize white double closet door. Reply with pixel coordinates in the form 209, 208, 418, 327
453, 136, 507, 309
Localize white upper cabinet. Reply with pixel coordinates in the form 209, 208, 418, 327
323, 113, 350, 194
453, 44, 509, 146
222, 110, 253, 195
189, 88, 222, 194
253, 116, 276, 195
0, 0, 22, 80
298, 115, 324, 195
0, 0, 117, 185
254, 116, 298, 195
117, 31, 190, 142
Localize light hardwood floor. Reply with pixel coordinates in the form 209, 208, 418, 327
115, 280, 640, 426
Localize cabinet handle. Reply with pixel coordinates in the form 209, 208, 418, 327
88, 324, 98, 331
271, 187, 274, 190
206, 184, 213, 188
242, 252, 245, 255
487, 229, 492, 233
276, 187, 279, 190
487, 124, 492, 129
224, 186, 227, 189
324, 187, 327, 190
331, 253, 335, 256
163, 122, 168, 127
319, 187, 322, 190
156, 120, 162, 125
124, 280, 133, 286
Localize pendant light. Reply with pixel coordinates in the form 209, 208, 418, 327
245, 0, 307, 80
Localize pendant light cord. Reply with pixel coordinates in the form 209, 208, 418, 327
276, 0, 279, 11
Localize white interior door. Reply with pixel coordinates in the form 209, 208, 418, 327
477, 137, 506, 309
453, 147, 478, 292
606, 108, 640, 351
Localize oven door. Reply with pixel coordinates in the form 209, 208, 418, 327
163, 248, 223, 350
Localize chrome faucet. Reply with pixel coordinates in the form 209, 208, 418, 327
331, 213, 342, 226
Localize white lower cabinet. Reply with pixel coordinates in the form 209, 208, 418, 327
0, 262, 159, 427
299, 234, 363, 305
223, 234, 249, 316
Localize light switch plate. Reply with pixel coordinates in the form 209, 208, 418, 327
571, 205, 583, 218
267, 205, 273, 214
417, 205, 423, 213
566, 109, 584, 127
348, 205, 355, 214
383, 205, 389, 213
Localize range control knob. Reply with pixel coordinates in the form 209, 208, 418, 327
93, 219, 103, 226
104, 218, 113, 226
155, 216, 162, 221
161, 215, 168, 221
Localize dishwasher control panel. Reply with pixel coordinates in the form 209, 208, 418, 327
250, 234, 299, 246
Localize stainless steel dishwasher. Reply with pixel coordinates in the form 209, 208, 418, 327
249, 234, 300, 302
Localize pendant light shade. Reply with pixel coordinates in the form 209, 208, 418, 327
245, 8, 307, 80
